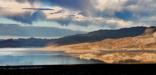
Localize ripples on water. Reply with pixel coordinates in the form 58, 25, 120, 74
0, 48, 100, 66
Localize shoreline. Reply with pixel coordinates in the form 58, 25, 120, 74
1, 47, 156, 64
42, 47, 156, 64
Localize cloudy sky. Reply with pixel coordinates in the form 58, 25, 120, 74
0, 0, 155, 39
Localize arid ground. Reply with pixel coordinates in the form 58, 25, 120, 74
43, 33, 156, 64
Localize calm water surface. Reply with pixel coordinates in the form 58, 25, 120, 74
0, 48, 101, 66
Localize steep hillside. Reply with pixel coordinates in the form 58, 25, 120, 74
52, 26, 156, 50
45, 27, 156, 64
60, 32, 156, 51
54, 26, 156, 45
45, 32, 156, 64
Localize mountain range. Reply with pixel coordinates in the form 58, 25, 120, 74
0, 26, 156, 48
45, 26, 156, 64
53, 26, 156, 45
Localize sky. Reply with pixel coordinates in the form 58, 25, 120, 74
0, 0, 156, 39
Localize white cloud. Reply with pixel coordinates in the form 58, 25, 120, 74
30, 16, 135, 32
105, 19, 132, 27
43, 7, 71, 20
92, 0, 127, 13
31, 20, 104, 32
0, 0, 40, 16
0, 0, 156, 31
42, 6, 88, 21
125, 0, 156, 15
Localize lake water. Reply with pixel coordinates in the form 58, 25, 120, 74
0, 48, 101, 66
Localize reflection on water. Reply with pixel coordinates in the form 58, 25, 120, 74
0, 48, 101, 66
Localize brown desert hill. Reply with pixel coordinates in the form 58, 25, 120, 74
51, 26, 156, 51
45, 26, 156, 64
63, 34, 156, 51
